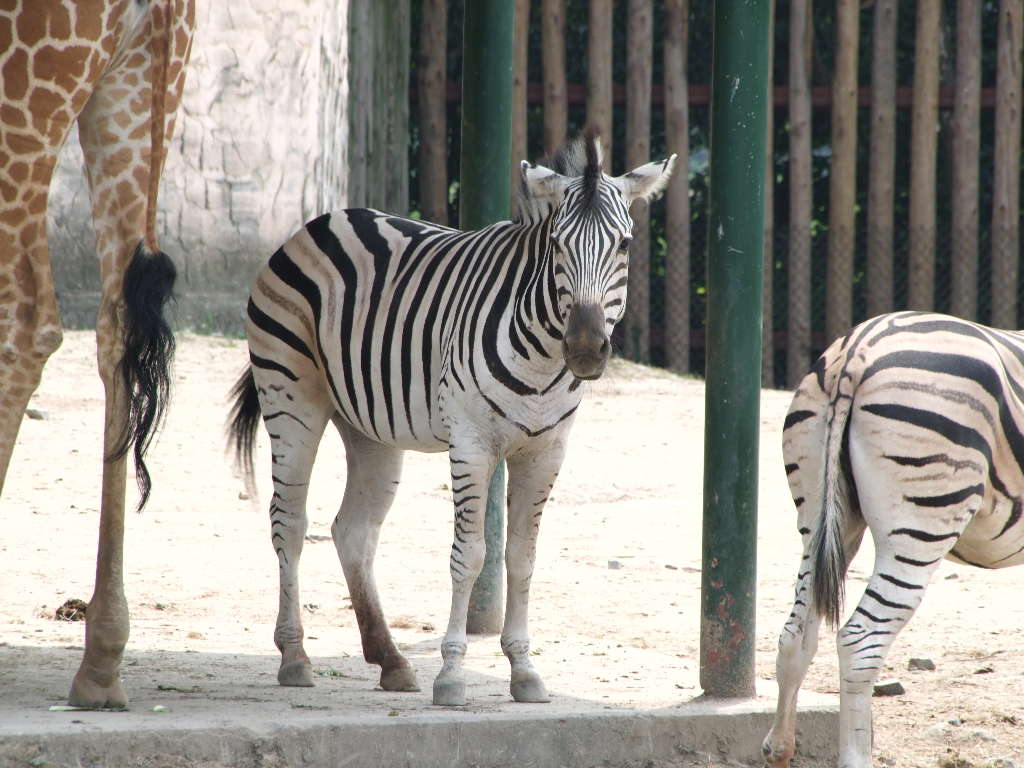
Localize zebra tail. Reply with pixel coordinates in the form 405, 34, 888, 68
227, 366, 262, 483
111, 242, 177, 512
810, 381, 856, 629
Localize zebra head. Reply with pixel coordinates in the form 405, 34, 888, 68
519, 132, 676, 380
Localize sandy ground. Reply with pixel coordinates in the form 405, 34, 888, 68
1, 331, 1021, 767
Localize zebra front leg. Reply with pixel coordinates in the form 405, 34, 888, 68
501, 443, 566, 703
332, 420, 418, 692
433, 444, 497, 706
261, 386, 331, 688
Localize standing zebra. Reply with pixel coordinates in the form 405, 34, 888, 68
763, 311, 1024, 768
228, 132, 674, 706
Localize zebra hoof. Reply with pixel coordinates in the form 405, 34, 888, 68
278, 661, 314, 687
432, 677, 466, 706
510, 673, 550, 703
380, 662, 420, 692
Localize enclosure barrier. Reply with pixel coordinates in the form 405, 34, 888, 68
459, 0, 515, 635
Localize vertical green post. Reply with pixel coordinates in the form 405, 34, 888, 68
700, 0, 770, 698
460, 0, 514, 635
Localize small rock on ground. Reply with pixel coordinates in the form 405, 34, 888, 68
873, 679, 905, 696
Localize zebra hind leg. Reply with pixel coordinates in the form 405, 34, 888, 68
255, 372, 332, 688
836, 433, 978, 767
763, 518, 865, 768
331, 419, 418, 692
835, 537, 961, 768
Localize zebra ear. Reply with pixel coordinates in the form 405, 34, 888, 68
612, 154, 678, 203
520, 161, 571, 204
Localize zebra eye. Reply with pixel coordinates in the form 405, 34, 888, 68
617, 237, 633, 254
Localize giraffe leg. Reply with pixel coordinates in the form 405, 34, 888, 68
0, 82, 78, 490
433, 436, 498, 706
0, 0, 115, 487
67, 16, 189, 706
0, 185, 65, 491
331, 420, 418, 692
501, 438, 568, 703
0, 52, 120, 709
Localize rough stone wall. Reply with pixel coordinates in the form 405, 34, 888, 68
48, 0, 345, 332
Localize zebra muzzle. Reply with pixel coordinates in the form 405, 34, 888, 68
562, 303, 610, 380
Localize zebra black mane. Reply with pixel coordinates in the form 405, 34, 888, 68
514, 128, 604, 224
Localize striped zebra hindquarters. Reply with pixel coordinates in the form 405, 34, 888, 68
231, 131, 677, 708
763, 312, 1024, 768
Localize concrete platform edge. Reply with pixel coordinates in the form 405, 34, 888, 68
2, 703, 837, 768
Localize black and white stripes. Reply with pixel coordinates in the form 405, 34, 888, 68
229, 132, 675, 707
763, 311, 1024, 768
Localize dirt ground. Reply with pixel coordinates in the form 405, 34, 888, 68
1, 331, 1021, 768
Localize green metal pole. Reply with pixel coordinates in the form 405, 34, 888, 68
460, 0, 514, 635
700, 0, 770, 698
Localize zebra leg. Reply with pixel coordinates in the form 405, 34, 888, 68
331, 419, 418, 692
833, 426, 979, 768
501, 443, 566, 703
259, 380, 331, 688
762, 560, 822, 767
763, 521, 864, 768
836, 545, 954, 767
433, 441, 498, 706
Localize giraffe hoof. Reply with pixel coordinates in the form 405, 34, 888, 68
278, 661, 315, 687
760, 735, 793, 768
510, 673, 550, 703
432, 677, 466, 706
380, 662, 420, 692
68, 671, 128, 709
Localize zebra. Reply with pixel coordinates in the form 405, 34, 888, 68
762, 311, 1024, 768
228, 131, 675, 706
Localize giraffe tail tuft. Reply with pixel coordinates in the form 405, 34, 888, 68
227, 365, 261, 484
111, 241, 177, 511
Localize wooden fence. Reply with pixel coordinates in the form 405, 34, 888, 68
414, 0, 1023, 387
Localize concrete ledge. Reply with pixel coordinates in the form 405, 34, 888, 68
2, 698, 836, 768
0, 645, 837, 768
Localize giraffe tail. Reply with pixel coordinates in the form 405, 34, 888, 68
109, 0, 180, 510
111, 242, 177, 511
144, 0, 174, 253
227, 366, 262, 483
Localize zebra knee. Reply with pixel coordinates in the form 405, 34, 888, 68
333, 521, 371, 576
453, 536, 486, 583
504, 541, 535, 590
835, 620, 886, 691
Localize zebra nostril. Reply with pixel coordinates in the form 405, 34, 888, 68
599, 337, 610, 355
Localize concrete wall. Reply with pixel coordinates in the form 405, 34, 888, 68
49, 0, 347, 334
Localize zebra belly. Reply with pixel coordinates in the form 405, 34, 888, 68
327, 384, 450, 453
949, 496, 1024, 569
